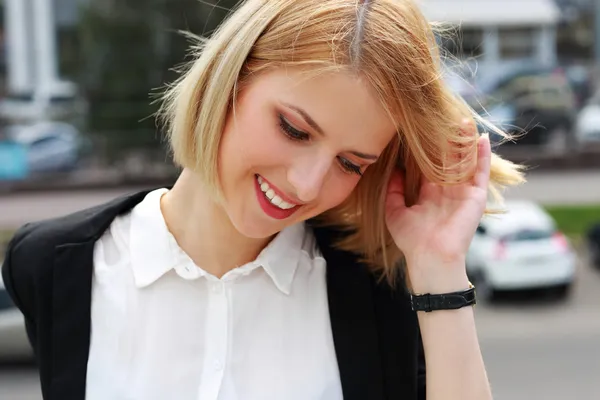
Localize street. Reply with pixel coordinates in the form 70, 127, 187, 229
477, 251, 600, 400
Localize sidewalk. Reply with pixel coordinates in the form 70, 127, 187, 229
504, 170, 600, 205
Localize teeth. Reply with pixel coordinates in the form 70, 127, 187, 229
256, 176, 297, 210
272, 195, 282, 206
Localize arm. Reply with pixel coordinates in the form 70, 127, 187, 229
386, 132, 498, 400
411, 264, 490, 400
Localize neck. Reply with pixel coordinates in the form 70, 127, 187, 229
160, 169, 271, 278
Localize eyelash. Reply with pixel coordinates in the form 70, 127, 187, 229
277, 114, 363, 176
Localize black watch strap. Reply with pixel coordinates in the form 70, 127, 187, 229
410, 286, 476, 312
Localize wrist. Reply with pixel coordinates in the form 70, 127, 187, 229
405, 257, 470, 294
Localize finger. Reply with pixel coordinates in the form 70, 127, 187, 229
386, 170, 406, 210
473, 133, 492, 190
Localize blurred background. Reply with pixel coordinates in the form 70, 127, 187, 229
0, 0, 599, 399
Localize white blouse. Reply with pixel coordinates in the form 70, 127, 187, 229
85, 189, 343, 400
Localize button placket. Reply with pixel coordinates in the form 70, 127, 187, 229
211, 282, 222, 294
213, 360, 224, 371
197, 279, 229, 400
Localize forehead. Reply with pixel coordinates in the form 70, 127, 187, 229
244, 67, 397, 150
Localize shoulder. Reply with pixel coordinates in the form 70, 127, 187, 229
5, 190, 150, 264
1, 189, 153, 313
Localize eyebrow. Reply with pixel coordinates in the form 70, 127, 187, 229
349, 150, 378, 160
282, 102, 379, 161
282, 102, 325, 136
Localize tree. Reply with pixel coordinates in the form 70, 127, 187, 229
77, 0, 240, 163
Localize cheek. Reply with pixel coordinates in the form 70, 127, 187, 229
220, 113, 292, 174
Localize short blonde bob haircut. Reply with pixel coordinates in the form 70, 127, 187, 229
160, 0, 525, 284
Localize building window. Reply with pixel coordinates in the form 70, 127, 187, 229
440, 28, 484, 59
499, 27, 536, 59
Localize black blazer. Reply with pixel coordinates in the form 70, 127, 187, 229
1, 189, 426, 400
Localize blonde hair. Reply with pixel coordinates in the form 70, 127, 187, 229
159, 0, 525, 285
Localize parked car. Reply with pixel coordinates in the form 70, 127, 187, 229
466, 200, 576, 301
0, 273, 33, 361
4, 121, 90, 174
564, 64, 594, 108
586, 222, 600, 269
574, 94, 600, 147
475, 63, 577, 146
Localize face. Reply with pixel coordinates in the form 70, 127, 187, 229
218, 68, 396, 239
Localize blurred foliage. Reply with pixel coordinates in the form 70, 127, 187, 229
76, 0, 240, 163
0, 230, 13, 259
0, 230, 12, 244
545, 204, 600, 237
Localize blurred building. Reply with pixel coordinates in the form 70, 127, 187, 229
1, 0, 86, 122
3, 0, 83, 97
420, 0, 560, 76
554, 0, 597, 62
0, 0, 574, 96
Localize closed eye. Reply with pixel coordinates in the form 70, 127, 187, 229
278, 114, 310, 141
337, 156, 363, 176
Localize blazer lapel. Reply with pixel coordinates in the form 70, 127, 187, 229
50, 241, 96, 399
313, 226, 385, 400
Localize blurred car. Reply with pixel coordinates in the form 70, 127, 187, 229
0, 272, 33, 361
4, 121, 90, 174
574, 94, 600, 147
475, 63, 577, 146
586, 222, 600, 269
479, 102, 519, 147
564, 64, 594, 108
466, 200, 576, 301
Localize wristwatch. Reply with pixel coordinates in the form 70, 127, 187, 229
410, 283, 476, 312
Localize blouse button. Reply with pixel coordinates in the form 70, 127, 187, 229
175, 262, 198, 279
211, 282, 223, 294
213, 360, 224, 371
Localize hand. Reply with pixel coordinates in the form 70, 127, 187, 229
385, 124, 492, 293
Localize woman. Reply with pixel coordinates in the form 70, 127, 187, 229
2, 0, 524, 399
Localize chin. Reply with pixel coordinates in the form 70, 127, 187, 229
231, 217, 286, 240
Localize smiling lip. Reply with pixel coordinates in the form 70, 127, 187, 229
254, 175, 301, 220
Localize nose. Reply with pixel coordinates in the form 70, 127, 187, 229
287, 154, 332, 203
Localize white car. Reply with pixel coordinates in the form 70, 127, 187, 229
575, 96, 600, 147
0, 272, 33, 360
466, 201, 576, 301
